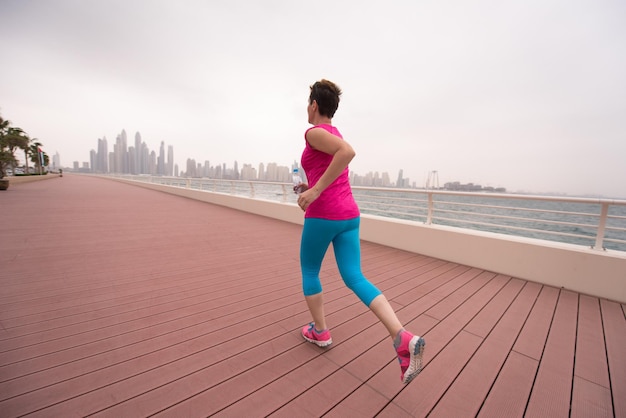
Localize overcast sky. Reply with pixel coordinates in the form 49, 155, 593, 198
1, 0, 624, 197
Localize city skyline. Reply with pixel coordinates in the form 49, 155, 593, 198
74, 129, 415, 187
69, 129, 515, 193
86, 130, 174, 177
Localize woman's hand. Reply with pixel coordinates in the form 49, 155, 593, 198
293, 182, 308, 194
297, 186, 320, 211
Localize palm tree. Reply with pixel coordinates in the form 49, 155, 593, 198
0, 116, 8, 133
29, 142, 49, 175
0, 116, 29, 178
23, 137, 35, 175
41, 152, 50, 168
0, 116, 13, 179
29, 142, 43, 174
6, 128, 30, 172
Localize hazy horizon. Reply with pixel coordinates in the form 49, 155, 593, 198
55, 134, 626, 199
1, 0, 625, 198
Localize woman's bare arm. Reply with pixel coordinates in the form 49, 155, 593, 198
297, 127, 355, 210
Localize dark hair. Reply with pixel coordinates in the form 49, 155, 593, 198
309, 79, 342, 118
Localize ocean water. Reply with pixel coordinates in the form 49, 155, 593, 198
352, 189, 626, 252
181, 179, 626, 252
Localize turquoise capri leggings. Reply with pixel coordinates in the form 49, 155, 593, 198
300, 217, 382, 307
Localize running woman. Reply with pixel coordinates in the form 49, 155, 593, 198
295, 79, 425, 384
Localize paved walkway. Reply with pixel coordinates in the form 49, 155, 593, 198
0, 174, 624, 417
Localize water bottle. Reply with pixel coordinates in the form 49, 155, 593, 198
293, 168, 303, 194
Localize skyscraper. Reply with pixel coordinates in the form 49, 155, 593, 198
158, 141, 165, 175
167, 145, 174, 176
134, 132, 141, 175
96, 137, 108, 173
396, 169, 404, 188
52, 152, 61, 171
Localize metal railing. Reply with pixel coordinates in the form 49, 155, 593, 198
112, 175, 626, 252
352, 187, 626, 252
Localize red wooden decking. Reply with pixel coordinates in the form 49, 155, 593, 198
0, 175, 624, 417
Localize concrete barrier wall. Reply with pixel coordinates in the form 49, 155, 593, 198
7, 174, 62, 185
359, 215, 626, 304
111, 177, 626, 303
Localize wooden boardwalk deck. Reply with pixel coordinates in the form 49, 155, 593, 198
0, 174, 624, 417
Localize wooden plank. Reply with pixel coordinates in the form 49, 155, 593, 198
462, 275, 519, 338
0, 175, 618, 417
322, 267, 486, 412
370, 272, 506, 401
89, 299, 372, 417
512, 285, 559, 360
422, 269, 493, 320
0, 176, 322, 415
156, 343, 342, 417
0, 284, 309, 399
375, 276, 510, 416
97, 334, 315, 417
272, 368, 381, 418
0, 268, 301, 357
324, 384, 413, 418
0, 256, 297, 330
271, 315, 439, 417
571, 376, 613, 418
163, 302, 438, 417
377, 331, 483, 418
525, 290, 578, 418
389, 265, 482, 328
324, 269, 491, 415
574, 294, 610, 388
162, 258, 461, 418
429, 281, 540, 417
0, 270, 304, 339
600, 298, 626, 418
0, 304, 314, 416
478, 284, 560, 417
391, 262, 463, 307
478, 351, 538, 418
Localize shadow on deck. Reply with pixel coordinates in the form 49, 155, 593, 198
0, 175, 624, 417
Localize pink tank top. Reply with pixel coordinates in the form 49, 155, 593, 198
301, 124, 360, 220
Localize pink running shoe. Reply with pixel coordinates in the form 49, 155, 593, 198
395, 331, 426, 384
302, 323, 332, 347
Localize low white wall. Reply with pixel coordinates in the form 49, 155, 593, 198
111, 178, 626, 303
360, 216, 626, 304
112, 179, 306, 225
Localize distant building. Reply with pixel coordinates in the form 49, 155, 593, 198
52, 152, 61, 171
444, 181, 506, 193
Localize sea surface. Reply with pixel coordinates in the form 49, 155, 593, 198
155, 177, 626, 253
239, 182, 626, 252
359, 191, 626, 252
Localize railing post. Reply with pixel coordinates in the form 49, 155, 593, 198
426, 192, 434, 225
250, 182, 255, 198
185, 178, 191, 189
593, 202, 609, 250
